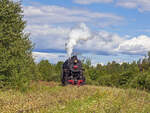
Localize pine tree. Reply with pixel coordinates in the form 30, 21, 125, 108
0, 0, 34, 90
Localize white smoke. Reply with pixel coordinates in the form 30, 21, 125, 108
65, 23, 91, 57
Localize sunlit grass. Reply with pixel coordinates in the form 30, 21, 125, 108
0, 81, 150, 113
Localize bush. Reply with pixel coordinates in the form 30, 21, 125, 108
37, 60, 60, 82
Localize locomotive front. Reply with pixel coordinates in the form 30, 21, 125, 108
61, 56, 85, 86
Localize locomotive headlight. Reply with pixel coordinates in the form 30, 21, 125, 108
74, 60, 77, 63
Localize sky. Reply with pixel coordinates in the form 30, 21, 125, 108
15, 0, 150, 65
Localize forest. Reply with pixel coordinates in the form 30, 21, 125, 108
36, 53, 150, 92
0, 0, 150, 92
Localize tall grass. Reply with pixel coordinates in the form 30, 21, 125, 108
0, 81, 150, 113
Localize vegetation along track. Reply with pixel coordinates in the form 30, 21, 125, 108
0, 81, 150, 113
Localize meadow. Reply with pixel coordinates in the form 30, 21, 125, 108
0, 81, 150, 113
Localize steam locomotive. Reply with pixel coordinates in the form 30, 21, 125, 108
61, 56, 85, 86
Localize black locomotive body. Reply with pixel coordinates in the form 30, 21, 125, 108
61, 56, 85, 86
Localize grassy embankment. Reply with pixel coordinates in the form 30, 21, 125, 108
0, 81, 150, 113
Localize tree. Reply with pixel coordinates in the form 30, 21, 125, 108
38, 60, 58, 81
55, 61, 64, 75
0, 0, 35, 90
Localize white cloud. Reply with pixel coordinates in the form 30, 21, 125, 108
32, 52, 66, 63
26, 24, 70, 37
23, 4, 124, 52
32, 51, 144, 64
74, 0, 113, 5
73, 0, 150, 12
27, 25, 123, 55
11, 0, 19, 2
116, 1, 137, 9
116, 0, 150, 12
76, 31, 150, 55
74, 0, 150, 12
26, 24, 70, 50
23, 5, 123, 25
27, 24, 150, 56
116, 35, 150, 55
22, 3, 150, 56
33, 52, 59, 59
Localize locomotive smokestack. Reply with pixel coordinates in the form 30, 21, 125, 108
65, 23, 91, 57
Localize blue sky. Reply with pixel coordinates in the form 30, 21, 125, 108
18, 0, 150, 65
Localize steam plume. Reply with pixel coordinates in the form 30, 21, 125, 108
65, 23, 91, 57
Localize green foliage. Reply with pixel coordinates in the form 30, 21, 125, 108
38, 60, 54, 81
37, 60, 62, 82
55, 61, 63, 75
98, 74, 113, 86
32, 51, 150, 92
80, 52, 150, 91
118, 71, 133, 87
0, 0, 35, 91
130, 72, 150, 91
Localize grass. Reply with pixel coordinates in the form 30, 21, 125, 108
0, 81, 150, 113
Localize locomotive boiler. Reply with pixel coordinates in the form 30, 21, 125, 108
61, 55, 85, 86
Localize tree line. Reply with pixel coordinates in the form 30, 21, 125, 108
0, 0, 150, 92
35, 53, 150, 92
